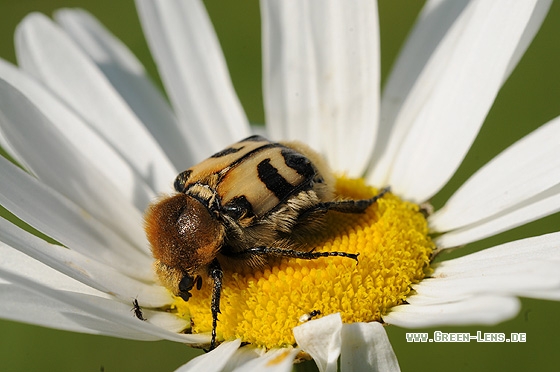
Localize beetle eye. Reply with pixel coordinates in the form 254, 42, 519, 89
174, 170, 192, 193
223, 196, 254, 220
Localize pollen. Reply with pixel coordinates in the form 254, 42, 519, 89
174, 177, 434, 349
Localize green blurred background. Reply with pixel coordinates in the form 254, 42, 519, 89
0, 1, 559, 371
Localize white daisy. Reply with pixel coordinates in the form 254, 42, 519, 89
0, 1, 559, 372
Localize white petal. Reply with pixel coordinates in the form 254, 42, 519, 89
2, 239, 188, 335
0, 58, 155, 211
142, 310, 191, 333
231, 348, 298, 372
0, 261, 208, 344
0, 126, 16, 161
0, 156, 153, 280
438, 231, 560, 265
135, 0, 250, 161
15, 13, 177, 192
340, 322, 400, 372
368, 0, 550, 201
431, 116, 560, 231
434, 185, 560, 248
261, 0, 380, 176
373, 0, 550, 168
0, 282, 162, 340
0, 80, 150, 256
403, 292, 472, 306
502, 0, 552, 81
53, 9, 193, 170
399, 237, 560, 323
0, 247, 159, 339
516, 288, 560, 301
414, 260, 560, 301
437, 229, 560, 264
413, 232, 560, 303
0, 217, 170, 307
374, 0, 469, 158
293, 313, 342, 372
251, 123, 269, 138
384, 295, 520, 328
222, 346, 264, 372
174, 339, 242, 372
0, 242, 107, 296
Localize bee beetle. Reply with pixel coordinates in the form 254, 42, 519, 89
144, 135, 389, 349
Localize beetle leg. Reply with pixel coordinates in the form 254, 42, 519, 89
207, 259, 223, 351
226, 246, 359, 263
298, 186, 390, 219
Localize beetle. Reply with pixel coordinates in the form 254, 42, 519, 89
144, 135, 389, 349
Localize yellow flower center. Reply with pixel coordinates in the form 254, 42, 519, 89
172, 177, 434, 349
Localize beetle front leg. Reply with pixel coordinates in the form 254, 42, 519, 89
207, 258, 223, 351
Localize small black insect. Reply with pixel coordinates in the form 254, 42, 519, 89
299, 309, 322, 322
131, 298, 146, 321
